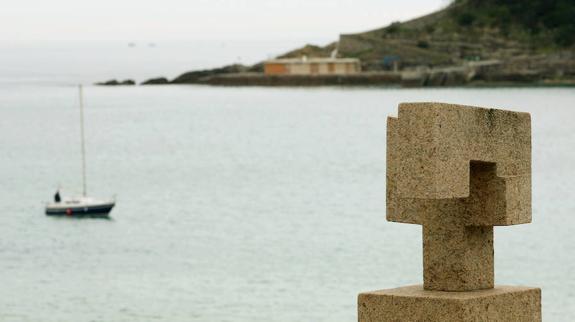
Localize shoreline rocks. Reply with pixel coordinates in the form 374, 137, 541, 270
141, 77, 169, 85
95, 79, 135, 86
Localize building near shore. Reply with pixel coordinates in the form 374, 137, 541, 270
264, 56, 361, 76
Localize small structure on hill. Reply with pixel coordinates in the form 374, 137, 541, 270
263, 56, 361, 76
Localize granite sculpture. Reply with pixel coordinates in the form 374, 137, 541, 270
358, 102, 541, 322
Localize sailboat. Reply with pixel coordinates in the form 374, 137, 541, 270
45, 85, 116, 218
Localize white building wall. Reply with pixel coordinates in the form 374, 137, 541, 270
288, 64, 311, 75
278, 61, 361, 75
334, 63, 347, 74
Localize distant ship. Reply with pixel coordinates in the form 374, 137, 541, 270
45, 85, 116, 218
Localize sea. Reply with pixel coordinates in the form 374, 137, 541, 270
0, 43, 574, 322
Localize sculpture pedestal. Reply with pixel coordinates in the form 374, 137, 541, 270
358, 285, 541, 322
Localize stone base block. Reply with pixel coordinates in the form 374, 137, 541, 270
358, 285, 541, 322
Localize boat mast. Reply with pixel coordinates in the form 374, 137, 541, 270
79, 85, 87, 197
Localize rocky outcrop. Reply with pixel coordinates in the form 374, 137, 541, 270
96, 79, 135, 86
141, 77, 169, 85
171, 64, 250, 84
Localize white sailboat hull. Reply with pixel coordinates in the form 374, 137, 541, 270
45, 196, 115, 217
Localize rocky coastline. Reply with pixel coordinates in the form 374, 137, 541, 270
97, 60, 575, 88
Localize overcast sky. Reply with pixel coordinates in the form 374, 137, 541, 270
2, 0, 448, 45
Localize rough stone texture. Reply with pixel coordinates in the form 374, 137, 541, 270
358, 285, 541, 322
386, 102, 531, 291
387, 102, 531, 201
358, 102, 540, 321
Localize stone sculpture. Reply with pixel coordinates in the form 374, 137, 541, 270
358, 103, 541, 321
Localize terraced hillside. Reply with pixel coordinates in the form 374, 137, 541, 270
284, 0, 575, 78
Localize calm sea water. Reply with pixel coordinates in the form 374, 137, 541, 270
0, 84, 573, 322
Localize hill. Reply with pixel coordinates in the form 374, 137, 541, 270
284, 0, 575, 78
126, 1, 575, 87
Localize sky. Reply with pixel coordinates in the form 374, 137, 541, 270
2, 0, 447, 45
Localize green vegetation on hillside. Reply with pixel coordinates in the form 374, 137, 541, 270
325, 0, 575, 71
452, 0, 575, 47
